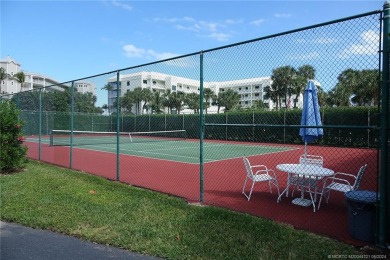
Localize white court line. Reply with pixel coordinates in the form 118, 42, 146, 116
82, 144, 206, 162
27, 137, 299, 164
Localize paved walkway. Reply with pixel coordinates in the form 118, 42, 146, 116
0, 221, 161, 260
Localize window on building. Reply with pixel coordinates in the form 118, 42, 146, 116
238, 88, 242, 91
220, 88, 224, 92
245, 101, 248, 104
255, 86, 260, 89
172, 85, 176, 91
245, 87, 248, 90
153, 81, 156, 85
143, 80, 147, 84
127, 81, 130, 86
255, 93, 260, 97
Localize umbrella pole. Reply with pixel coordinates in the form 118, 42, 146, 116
304, 141, 308, 161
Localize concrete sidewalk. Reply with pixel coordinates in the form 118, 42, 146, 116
0, 221, 161, 260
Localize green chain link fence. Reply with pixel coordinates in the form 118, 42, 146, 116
1, 6, 388, 248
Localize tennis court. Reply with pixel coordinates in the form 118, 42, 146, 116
26, 130, 296, 164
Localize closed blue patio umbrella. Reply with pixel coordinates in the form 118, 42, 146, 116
299, 80, 323, 158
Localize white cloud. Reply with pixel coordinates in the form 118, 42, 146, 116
338, 30, 379, 59
274, 13, 292, 18
207, 32, 231, 41
111, 0, 133, 11
146, 50, 178, 60
123, 44, 178, 60
152, 16, 237, 41
225, 19, 244, 25
123, 45, 145, 58
314, 37, 338, 44
250, 19, 265, 26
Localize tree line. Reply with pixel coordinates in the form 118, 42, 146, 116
104, 84, 242, 115
1, 66, 380, 115
108, 65, 379, 115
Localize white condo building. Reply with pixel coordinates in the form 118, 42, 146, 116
0, 56, 95, 97
107, 71, 314, 114
74, 81, 96, 96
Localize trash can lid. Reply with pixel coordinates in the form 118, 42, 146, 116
345, 190, 379, 204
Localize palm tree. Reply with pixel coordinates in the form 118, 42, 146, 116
101, 83, 114, 91
163, 89, 175, 114
217, 89, 240, 112
120, 90, 134, 113
13, 71, 25, 93
252, 99, 267, 110
328, 69, 360, 107
141, 88, 153, 114
172, 91, 186, 114
203, 88, 216, 114
270, 66, 297, 109
264, 85, 279, 110
185, 93, 200, 113
351, 70, 379, 106
150, 91, 163, 113
0, 67, 7, 94
131, 87, 144, 115
293, 65, 316, 108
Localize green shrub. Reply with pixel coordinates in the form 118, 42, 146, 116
0, 100, 28, 172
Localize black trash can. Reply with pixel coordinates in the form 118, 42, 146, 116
345, 190, 378, 243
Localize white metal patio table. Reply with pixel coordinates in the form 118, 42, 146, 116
276, 163, 334, 212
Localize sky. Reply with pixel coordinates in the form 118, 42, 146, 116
0, 0, 385, 106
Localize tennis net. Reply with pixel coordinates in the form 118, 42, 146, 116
49, 130, 187, 146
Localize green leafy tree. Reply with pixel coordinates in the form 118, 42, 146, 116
351, 69, 379, 106
120, 91, 134, 114
0, 100, 28, 172
171, 91, 185, 114
270, 66, 297, 109
131, 87, 144, 115
294, 65, 316, 108
217, 89, 240, 113
326, 69, 378, 107
185, 92, 200, 113
163, 89, 175, 114
74, 92, 101, 113
252, 99, 267, 110
141, 88, 153, 114
150, 91, 163, 113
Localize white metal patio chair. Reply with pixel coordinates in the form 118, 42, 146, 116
242, 157, 280, 201
318, 164, 367, 210
290, 154, 324, 199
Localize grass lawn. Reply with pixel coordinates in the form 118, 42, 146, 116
1, 160, 359, 259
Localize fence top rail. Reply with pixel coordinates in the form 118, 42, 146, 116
0, 9, 382, 99
204, 123, 379, 130
201, 10, 382, 53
